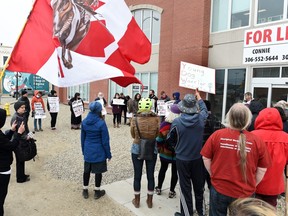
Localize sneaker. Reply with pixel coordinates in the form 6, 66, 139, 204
169, 191, 176, 198
94, 190, 105, 199
82, 189, 89, 199
34, 129, 39, 132
39, 128, 43, 131
51, 127, 56, 130
155, 186, 161, 195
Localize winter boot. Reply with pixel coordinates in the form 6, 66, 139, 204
132, 194, 140, 208
146, 194, 153, 208
94, 189, 105, 199
82, 189, 89, 199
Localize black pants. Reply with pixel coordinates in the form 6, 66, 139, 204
16, 160, 26, 182
176, 158, 205, 216
50, 112, 58, 128
83, 172, 102, 188
113, 113, 121, 125
121, 107, 127, 124
0, 174, 10, 216
157, 159, 178, 192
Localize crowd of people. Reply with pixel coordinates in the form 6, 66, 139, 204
0, 88, 287, 216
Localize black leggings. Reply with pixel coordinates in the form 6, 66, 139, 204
157, 159, 178, 192
113, 113, 121, 124
83, 172, 102, 188
0, 174, 10, 216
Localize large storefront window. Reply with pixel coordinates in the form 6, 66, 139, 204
257, 0, 284, 24
133, 9, 161, 44
282, 67, 288, 77
226, 69, 246, 114
211, 0, 250, 32
68, 83, 90, 102
209, 69, 225, 120
209, 68, 246, 122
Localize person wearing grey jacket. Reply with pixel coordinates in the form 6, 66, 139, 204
167, 90, 208, 216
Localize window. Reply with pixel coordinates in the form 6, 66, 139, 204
3, 56, 8, 65
109, 72, 158, 101
226, 69, 246, 113
231, 0, 250, 28
209, 69, 225, 120
68, 83, 90, 102
257, 0, 284, 24
132, 9, 161, 44
209, 68, 246, 122
253, 67, 280, 77
282, 67, 288, 77
211, 0, 250, 32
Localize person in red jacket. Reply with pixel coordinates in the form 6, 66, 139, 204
251, 107, 288, 207
31, 91, 46, 132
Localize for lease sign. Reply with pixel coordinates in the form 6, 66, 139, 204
243, 24, 288, 64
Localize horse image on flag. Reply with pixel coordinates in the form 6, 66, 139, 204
52, 0, 98, 69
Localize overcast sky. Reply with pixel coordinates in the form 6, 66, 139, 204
0, 0, 33, 47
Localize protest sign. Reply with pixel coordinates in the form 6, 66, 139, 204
34, 102, 46, 119
72, 100, 84, 117
47, 97, 59, 113
179, 61, 215, 94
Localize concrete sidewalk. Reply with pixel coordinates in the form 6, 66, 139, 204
103, 168, 210, 216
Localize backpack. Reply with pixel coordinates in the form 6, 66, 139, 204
14, 138, 37, 162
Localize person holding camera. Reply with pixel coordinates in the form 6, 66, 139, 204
0, 108, 25, 215
10, 101, 31, 183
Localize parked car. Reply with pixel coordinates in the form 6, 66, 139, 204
9, 88, 45, 98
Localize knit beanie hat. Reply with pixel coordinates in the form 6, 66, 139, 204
170, 104, 181, 114
0, 108, 7, 128
21, 90, 28, 95
89, 101, 102, 114
14, 101, 25, 111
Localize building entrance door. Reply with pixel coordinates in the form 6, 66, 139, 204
252, 83, 288, 107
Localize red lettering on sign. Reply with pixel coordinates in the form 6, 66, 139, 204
277, 27, 284, 41
263, 29, 272, 43
246, 31, 253, 45
254, 30, 262, 44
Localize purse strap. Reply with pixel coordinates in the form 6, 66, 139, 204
135, 116, 142, 139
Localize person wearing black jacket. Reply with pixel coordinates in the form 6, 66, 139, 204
47, 90, 59, 130
0, 108, 25, 216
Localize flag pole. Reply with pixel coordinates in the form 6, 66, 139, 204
0, 1, 35, 82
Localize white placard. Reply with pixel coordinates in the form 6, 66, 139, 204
243, 24, 288, 64
126, 112, 133, 118
34, 102, 46, 119
48, 97, 59, 113
157, 100, 167, 116
112, 99, 125, 105
72, 100, 84, 117
179, 61, 215, 94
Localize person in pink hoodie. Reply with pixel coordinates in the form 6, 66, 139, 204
251, 107, 288, 207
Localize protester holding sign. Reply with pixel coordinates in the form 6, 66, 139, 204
31, 91, 46, 132
47, 90, 59, 130
69, 93, 84, 130
111, 93, 123, 128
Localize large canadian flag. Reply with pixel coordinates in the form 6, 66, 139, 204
6, 0, 151, 87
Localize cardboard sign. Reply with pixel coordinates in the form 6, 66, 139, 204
34, 102, 46, 119
72, 100, 84, 117
47, 97, 59, 113
179, 61, 215, 94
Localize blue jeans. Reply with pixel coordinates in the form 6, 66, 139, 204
131, 153, 157, 192
34, 118, 42, 130
209, 185, 236, 216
